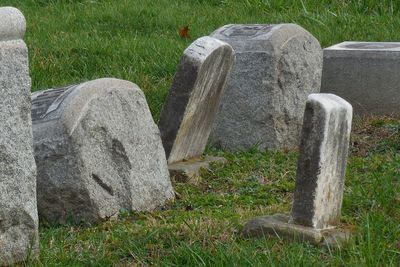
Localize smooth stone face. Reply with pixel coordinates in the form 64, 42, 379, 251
291, 94, 352, 230
321, 41, 400, 115
158, 36, 234, 164
0, 7, 39, 265
209, 23, 322, 151
33, 78, 174, 224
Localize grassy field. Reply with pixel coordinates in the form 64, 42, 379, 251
0, 0, 399, 266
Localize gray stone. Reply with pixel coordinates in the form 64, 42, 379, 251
243, 213, 351, 248
0, 7, 39, 265
158, 36, 234, 164
321, 41, 400, 115
209, 24, 323, 151
291, 93, 352, 229
32, 78, 174, 224
243, 94, 353, 247
168, 156, 227, 184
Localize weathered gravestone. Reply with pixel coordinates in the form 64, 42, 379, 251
32, 78, 174, 224
0, 7, 39, 265
243, 94, 352, 247
321, 41, 400, 115
209, 24, 323, 151
158, 36, 234, 181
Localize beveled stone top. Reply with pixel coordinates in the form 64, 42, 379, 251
211, 24, 275, 40
325, 41, 400, 51
0, 7, 26, 41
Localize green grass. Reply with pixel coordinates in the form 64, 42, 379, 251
0, 0, 399, 265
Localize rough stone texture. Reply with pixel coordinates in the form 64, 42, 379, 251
0, 7, 39, 265
321, 41, 400, 115
291, 94, 352, 229
209, 24, 322, 151
168, 156, 227, 184
32, 78, 174, 224
242, 213, 351, 248
158, 36, 234, 164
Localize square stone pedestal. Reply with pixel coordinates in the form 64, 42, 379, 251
242, 213, 351, 248
168, 156, 227, 183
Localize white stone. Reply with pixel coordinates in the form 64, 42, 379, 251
158, 36, 234, 164
291, 93, 352, 229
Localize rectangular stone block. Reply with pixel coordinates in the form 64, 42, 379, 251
158, 36, 234, 164
0, 7, 39, 265
321, 41, 400, 115
32, 78, 174, 224
291, 94, 352, 229
209, 24, 322, 151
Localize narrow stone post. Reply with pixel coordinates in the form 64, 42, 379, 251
158, 36, 234, 182
243, 94, 353, 247
0, 7, 39, 265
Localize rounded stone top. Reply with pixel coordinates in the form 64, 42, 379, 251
0, 7, 26, 41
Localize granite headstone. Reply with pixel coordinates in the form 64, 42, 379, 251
209, 24, 322, 151
33, 78, 174, 224
0, 6, 39, 265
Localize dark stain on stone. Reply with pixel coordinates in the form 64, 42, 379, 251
92, 173, 114, 196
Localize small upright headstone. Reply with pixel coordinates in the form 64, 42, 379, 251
321, 41, 400, 115
243, 94, 352, 247
0, 7, 39, 265
209, 24, 322, 151
33, 78, 175, 224
158, 36, 234, 164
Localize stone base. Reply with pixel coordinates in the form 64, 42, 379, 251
242, 213, 351, 248
168, 156, 227, 183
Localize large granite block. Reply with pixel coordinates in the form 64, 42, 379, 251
32, 78, 174, 224
209, 24, 322, 151
158, 36, 234, 164
321, 41, 400, 115
0, 7, 39, 265
243, 94, 353, 247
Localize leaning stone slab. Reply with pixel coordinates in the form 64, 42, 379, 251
209, 24, 322, 151
243, 94, 353, 248
32, 78, 175, 224
0, 7, 39, 265
158, 36, 234, 164
321, 41, 400, 115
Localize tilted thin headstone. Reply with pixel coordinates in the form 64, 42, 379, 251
321, 41, 400, 115
158, 36, 234, 164
291, 93, 352, 229
243, 94, 353, 246
0, 7, 39, 265
32, 78, 174, 224
209, 24, 322, 151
